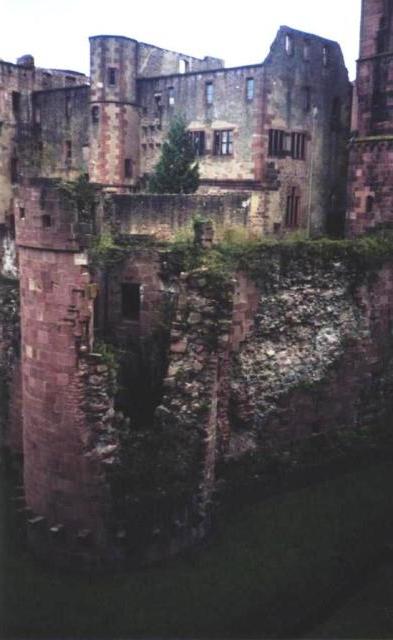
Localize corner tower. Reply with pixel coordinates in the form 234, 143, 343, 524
89, 36, 140, 191
347, 0, 393, 235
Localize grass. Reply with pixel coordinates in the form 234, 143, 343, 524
2, 462, 393, 638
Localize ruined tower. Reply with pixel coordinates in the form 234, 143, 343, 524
347, 0, 393, 235
89, 36, 140, 190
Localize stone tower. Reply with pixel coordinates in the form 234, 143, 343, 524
347, 0, 393, 235
89, 36, 140, 191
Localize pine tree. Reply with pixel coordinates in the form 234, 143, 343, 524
149, 117, 199, 194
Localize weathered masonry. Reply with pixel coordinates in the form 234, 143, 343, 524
1, 25, 350, 248
347, 0, 393, 235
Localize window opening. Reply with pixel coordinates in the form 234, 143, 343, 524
121, 283, 141, 320
42, 214, 52, 228
65, 140, 72, 161
206, 82, 214, 105
303, 86, 311, 112
303, 40, 310, 61
12, 92, 21, 118
246, 78, 254, 101
179, 59, 189, 74
19, 207, 25, 219
322, 46, 329, 67
213, 130, 233, 155
188, 130, 205, 156
108, 67, 117, 85
10, 157, 18, 184
168, 87, 175, 106
285, 34, 294, 56
286, 187, 300, 227
124, 158, 133, 179
65, 94, 72, 119
91, 105, 99, 124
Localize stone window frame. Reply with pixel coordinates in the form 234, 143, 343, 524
167, 86, 175, 106
213, 129, 233, 156
246, 77, 255, 101
205, 81, 214, 106
107, 67, 117, 86
91, 105, 99, 124
285, 186, 301, 227
188, 130, 206, 156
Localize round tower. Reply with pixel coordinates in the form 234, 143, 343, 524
89, 36, 140, 190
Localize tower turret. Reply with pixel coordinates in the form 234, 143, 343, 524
89, 36, 140, 190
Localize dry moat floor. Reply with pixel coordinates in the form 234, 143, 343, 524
1, 459, 393, 639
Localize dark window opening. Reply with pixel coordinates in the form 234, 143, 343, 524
42, 214, 52, 228
12, 92, 21, 118
0, 121, 3, 136
302, 86, 311, 112
246, 78, 254, 101
286, 187, 300, 227
65, 94, 72, 119
213, 129, 233, 155
366, 195, 374, 214
19, 207, 25, 219
121, 283, 141, 320
7, 214, 15, 239
10, 157, 18, 184
291, 132, 306, 160
91, 105, 99, 124
188, 130, 205, 156
65, 75, 77, 86
206, 82, 214, 105
168, 87, 175, 106
269, 129, 306, 160
65, 140, 72, 161
124, 158, 133, 179
108, 67, 117, 86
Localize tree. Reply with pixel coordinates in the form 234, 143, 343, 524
149, 117, 199, 194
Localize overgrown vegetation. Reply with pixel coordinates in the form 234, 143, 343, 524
56, 174, 97, 222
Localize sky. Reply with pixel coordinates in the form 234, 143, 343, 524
1, 0, 361, 79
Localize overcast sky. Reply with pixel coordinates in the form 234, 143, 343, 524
2, 0, 361, 79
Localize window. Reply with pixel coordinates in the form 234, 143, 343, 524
121, 283, 141, 320
10, 157, 18, 184
246, 78, 254, 101
213, 129, 233, 156
285, 34, 294, 56
302, 87, 311, 112
19, 207, 25, 219
91, 105, 99, 124
7, 214, 15, 239
65, 94, 72, 119
268, 129, 306, 160
179, 59, 189, 74
108, 67, 117, 85
12, 92, 21, 118
366, 195, 374, 214
285, 187, 300, 227
303, 40, 310, 61
291, 133, 306, 160
168, 87, 175, 106
322, 46, 329, 67
65, 140, 72, 161
42, 214, 52, 228
124, 158, 133, 179
205, 82, 214, 105
188, 130, 205, 156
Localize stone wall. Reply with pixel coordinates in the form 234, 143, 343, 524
108, 192, 252, 239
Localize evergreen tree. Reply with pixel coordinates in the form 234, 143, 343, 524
149, 117, 199, 194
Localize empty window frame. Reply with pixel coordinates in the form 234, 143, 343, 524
188, 130, 205, 156
91, 105, 99, 124
291, 133, 306, 160
285, 34, 294, 56
121, 283, 141, 320
10, 157, 18, 184
124, 158, 133, 179
19, 207, 25, 219
108, 67, 117, 85
366, 195, 374, 214
179, 59, 189, 74
213, 129, 233, 156
285, 187, 300, 227
205, 81, 214, 105
246, 77, 254, 101
12, 91, 21, 118
302, 86, 311, 112
65, 140, 72, 161
167, 86, 175, 106
42, 214, 52, 228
